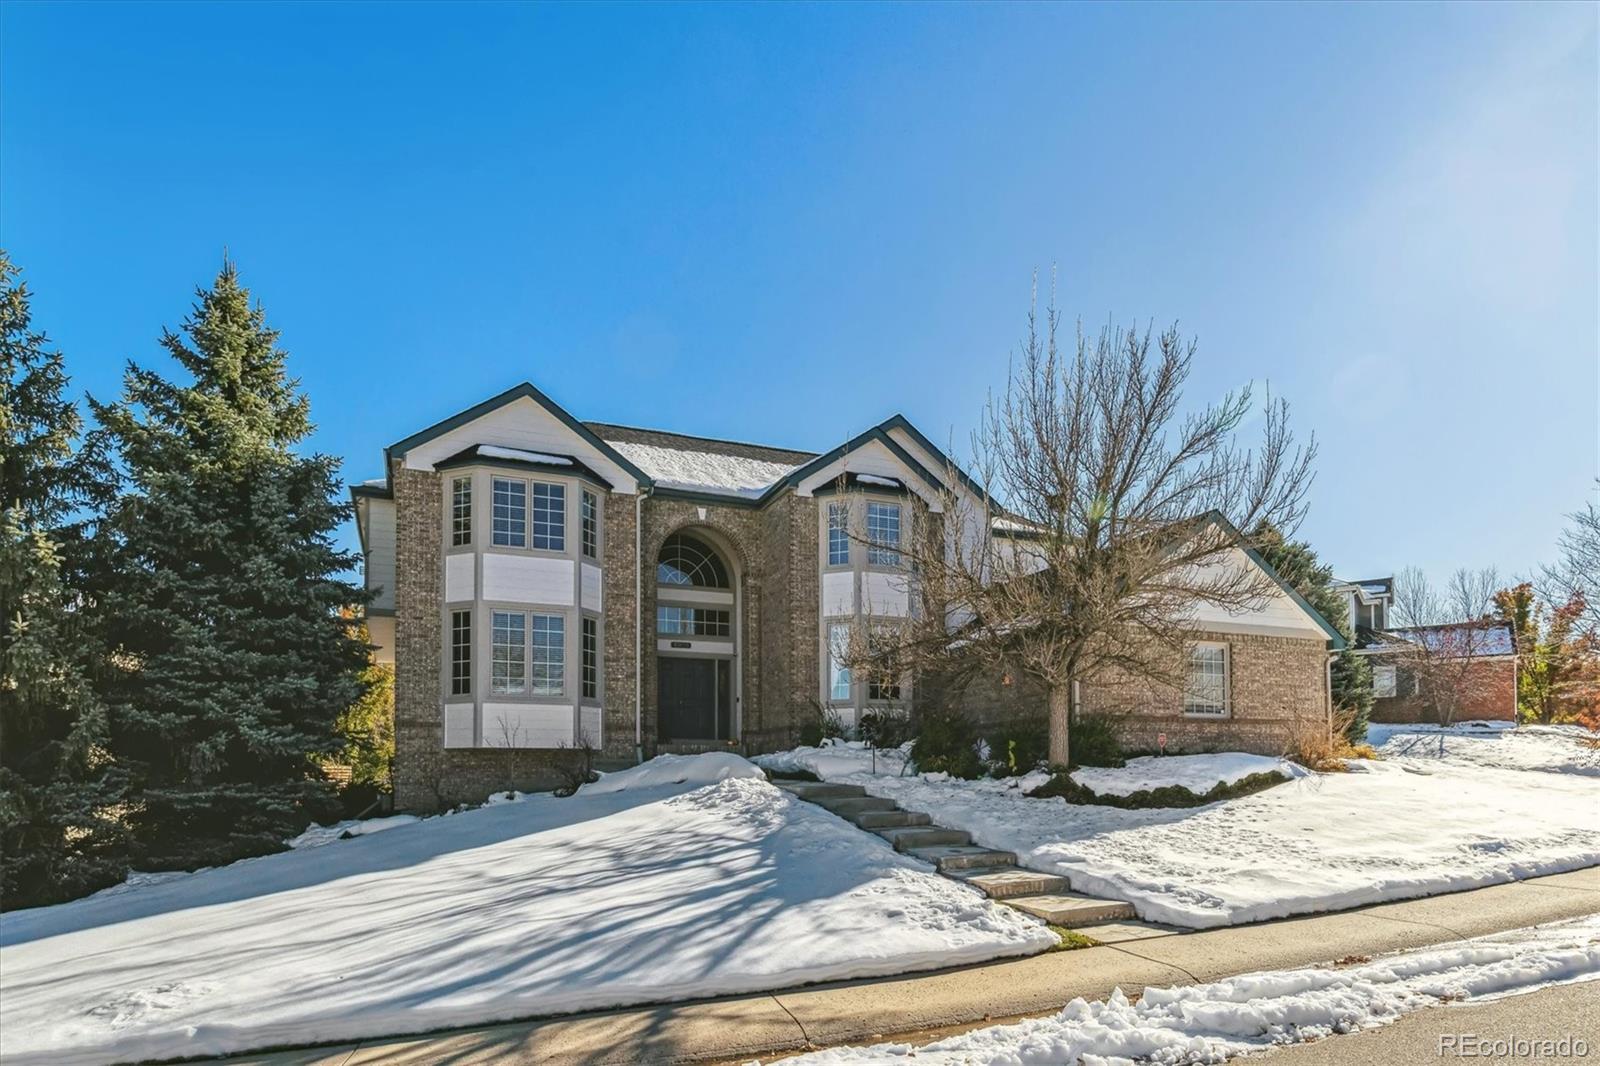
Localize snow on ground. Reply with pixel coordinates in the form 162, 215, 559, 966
0, 756, 1053, 1066
753, 739, 912, 779
286, 813, 421, 849
1068, 753, 1304, 796
1370, 722, 1600, 777
779, 914, 1600, 1064
785, 746, 1600, 929
583, 749, 763, 793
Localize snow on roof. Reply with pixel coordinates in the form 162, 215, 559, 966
360, 478, 387, 488
854, 474, 900, 488
478, 445, 573, 466
1372, 622, 1516, 657
604, 440, 803, 499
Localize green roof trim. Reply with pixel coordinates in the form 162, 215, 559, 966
768, 425, 945, 502
1204, 510, 1347, 650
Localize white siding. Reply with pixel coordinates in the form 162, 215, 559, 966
794, 438, 943, 510
481, 704, 573, 748
580, 562, 603, 611
861, 570, 910, 618
444, 553, 476, 602
580, 706, 603, 747
363, 498, 397, 612
402, 395, 638, 492
482, 554, 575, 605
822, 571, 855, 617
1186, 547, 1330, 640
443, 704, 475, 748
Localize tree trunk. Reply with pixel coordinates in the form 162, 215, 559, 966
1047, 683, 1071, 767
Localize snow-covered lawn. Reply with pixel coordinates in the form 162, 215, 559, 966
779, 913, 1600, 1064
0, 754, 1052, 1066
778, 738, 1600, 929
1371, 722, 1600, 777
1067, 752, 1302, 796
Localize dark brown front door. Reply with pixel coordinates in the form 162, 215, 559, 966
658, 657, 731, 741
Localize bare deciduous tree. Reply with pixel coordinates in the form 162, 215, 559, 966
1385, 566, 1505, 726
1542, 487, 1600, 634
846, 287, 1317, 765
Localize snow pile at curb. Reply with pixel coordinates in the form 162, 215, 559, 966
782, 914, 1600, 1064
582, 751, 763, 793
0, 765, 1050, 1066
1069, 753, 1303, 796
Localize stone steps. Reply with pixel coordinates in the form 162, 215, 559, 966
769, 770, 1153, 944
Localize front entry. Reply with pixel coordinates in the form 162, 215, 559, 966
657, 657, 732, 742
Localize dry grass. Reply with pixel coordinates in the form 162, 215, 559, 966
1284, 709, 1375, 772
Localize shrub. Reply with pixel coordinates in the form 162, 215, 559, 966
1284, 708, 1375, 772
910, 707, 983, 779
1027, 768, 1289, 808
859, 708, 912, 749
982, 718, 1048, 777
1068, 712, 1125, 769
798, 700, 847, 748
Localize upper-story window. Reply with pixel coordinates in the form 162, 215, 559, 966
827, 503, 849, 566
1184, 642, 1229, 716
492, 478, 527, 547
451, 476, 472, 547
581, 489, 598, 559
866, 502, 901, 567
532, 483, 565, 551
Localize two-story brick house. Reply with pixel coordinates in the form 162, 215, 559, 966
355, 382, 1345, 809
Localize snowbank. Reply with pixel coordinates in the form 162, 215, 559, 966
782, 914, 1600, 1063
286, 814, 421, 850
0, 761, 1051, 1066
1371, 723, 1600, 777
845, 759, 1600, 928
581, 750, 763, 793
1068, 753, 1303, 796
753, 739, 911, 779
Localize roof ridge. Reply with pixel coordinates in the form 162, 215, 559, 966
584, 421, 818, 463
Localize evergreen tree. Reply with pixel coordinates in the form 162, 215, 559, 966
1252, 522, 1375, 741
335, 620, 394, 791
91, 261, 368, 870
0, 252, 127, 908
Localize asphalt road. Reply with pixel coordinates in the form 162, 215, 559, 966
1260, 980, 1600, 1065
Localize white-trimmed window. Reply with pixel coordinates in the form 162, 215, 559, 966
491, 611, 526, 694
1373, 664, 1397, 699
451, 476, 472, 547
581, 489, 598, 559
581, 616, 598, 700
531, 483, 565, 551
827, 503, 849, 566
866, 502, 900, 567
530, 613, 565, 696
828, 623, 851, 701
1184, 642, 1230, 716
450, 610, 472, 695
492, 478, 527, 547
866, 624, 904, 701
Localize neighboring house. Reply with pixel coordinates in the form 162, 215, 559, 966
1331, 577, 1519, 723
355, 381, 1346, 809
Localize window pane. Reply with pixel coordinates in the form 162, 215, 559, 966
1373, 665, 1396, 699
451, 477, 472, 547
582, 617, 598, 700
866, 624, 902, 701
866, 503, 900, 566
656, 605, 731, 636
829, 623, 851, 701
492, 478, 526, 547
491, 611, 526, 694
450, 610, 472, 695
532, 483, 565, 551
581, 490, 598, 559
1185, 644, 1228, 714
828, 503, 849, 566
531, 614, 565, 696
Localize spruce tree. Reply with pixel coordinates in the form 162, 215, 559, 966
0, 252, 127, 908
91, 262, 368, 869
1252, 522, 1375, 741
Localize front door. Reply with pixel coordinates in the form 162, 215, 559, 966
658, 657, 731, 741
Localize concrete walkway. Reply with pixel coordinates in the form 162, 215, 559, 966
213, 866, 1600, 1066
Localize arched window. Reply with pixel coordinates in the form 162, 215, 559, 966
657, 533, 730, 588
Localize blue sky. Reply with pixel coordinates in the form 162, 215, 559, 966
4, 2, 1596, 586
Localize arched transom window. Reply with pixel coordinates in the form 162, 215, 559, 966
657, 533, 730, 588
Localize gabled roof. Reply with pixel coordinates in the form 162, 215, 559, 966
586, 422, 814, 501
1364, 621, 1516, 658
1207, 511, 1348, 650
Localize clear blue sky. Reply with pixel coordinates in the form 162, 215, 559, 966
4, 2, 1596, 586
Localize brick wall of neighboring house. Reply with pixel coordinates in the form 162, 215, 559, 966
1367, 655, 1517, 724
390, 462, 592, 811
953, 632, 1329, 757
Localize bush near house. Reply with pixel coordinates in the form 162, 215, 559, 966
1027, 767, 1290, 808
910, 706, 984, 779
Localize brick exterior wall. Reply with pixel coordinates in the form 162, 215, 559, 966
955, 631, 1330, 757
1368, 656, 1517, 724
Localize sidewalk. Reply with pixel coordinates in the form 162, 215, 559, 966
216, 867, 1600, 1066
